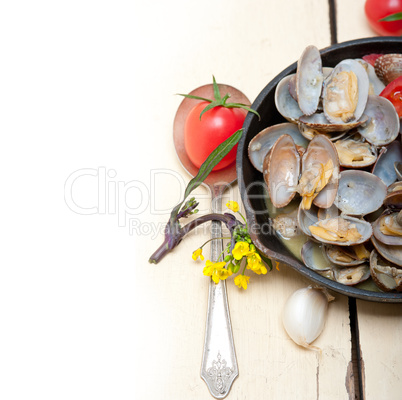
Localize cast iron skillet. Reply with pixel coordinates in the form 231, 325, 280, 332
237, 37, 402, 303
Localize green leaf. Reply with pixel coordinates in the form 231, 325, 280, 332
169, 128, 243, 224
380, 12, 402, 21
176, 93, 213, 103
212, 75, 222, 101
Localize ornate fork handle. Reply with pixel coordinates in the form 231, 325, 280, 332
200, 188, 238, 398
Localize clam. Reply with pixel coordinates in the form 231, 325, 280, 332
297, 203, 319, 236
296, 45, 324, 116
371, 235, 402, 268
357, 95, 400, 146
272, 208, 300, 239
334, 170, 387, 216
333, 264, 371, 286
372, 211, 402, 246
248, 123, 308, 172
309, 215, 373, 246
372, 140, 402, 187
356, 58, 385, 95
370, 249, 402, 292
275, 74, 304, 123
263, 134, 300, 208
395, 162, 402, 181
334, 136, 377, 168
322, 59, 369, 125
298, 112, 367, 132
384, 184, 402, 209
298, 134, 340, 209
374, 53, 402, 85
324, 244, 369, 267
301, 240, 333, 271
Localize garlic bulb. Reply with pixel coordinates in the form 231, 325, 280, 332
282, 286, 334, 351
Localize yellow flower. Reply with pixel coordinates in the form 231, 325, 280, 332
246, 251, 262, 270
203, 260, 230, 284
246, 252, 267, 275
226, 201, 239, 213
234, 274, 250, 290
192, 248, 204, 261
232, 241, 250, 260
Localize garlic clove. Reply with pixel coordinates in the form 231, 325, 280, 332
282, 286, 334, 351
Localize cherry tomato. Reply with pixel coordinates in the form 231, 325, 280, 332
380, 76, 402, 117
364, 0, 402, 36
184, 102, 246, 171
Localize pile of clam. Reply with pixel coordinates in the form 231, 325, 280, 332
248, 45, 402, 292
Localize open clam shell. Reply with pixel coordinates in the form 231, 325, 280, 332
298, 122, 347, 142
322, 59, 369, 125
301, 240, 333, 271
296, 45, 323, 116
374, 53, 402, 85
324, 244, 367, 267
297, 202, 319, 237
356, 58, 385, 95
248, 123, 308, 172
357, 95, 400, 146
395, 162, 402, 181
334, 136, 377, 168
309, 216, 373, 246
300, 134, 340, 209
298, 112, 367, 132
372, 140, 402, 187
371, 235, 402, 267
275, 74, 303, 123
372, 212, 402, 246
334, 170, 387, 216
370, 249, 402, 292
333, 264, 371, 286
263, 134, 300, 208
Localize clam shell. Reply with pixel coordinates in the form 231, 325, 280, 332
296, 45, 323, 116
357, 95, 400, 146
371, 235, 402, 267
395, 162, 402, 181
333, 264, 371, 286
334, 136, 377, 168
372, 212, 402, 246
301, 134, 340, 209
322, 59, 369, 125
248, 123, 308, 172
370, 249, 402, 292
297, 202, 319, 237
374, 53, 402, 85
275, 74, 303, 123
384, 183, 402, 209
356, 58, 385, 95
297, 122, 347, 142
263, 134, 300, 208
372, 141, 402, 187
334, 170, 387, 216
309, 216, 373, 246
324, 244, 367, 267
298, 112, 367, 132
301, 240, 333, 271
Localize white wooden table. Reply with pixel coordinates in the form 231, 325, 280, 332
1, 1, 401, 399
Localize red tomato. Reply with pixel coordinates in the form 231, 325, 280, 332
184, 102, 246, 171
365, 0, 402, 36
380, 76, 402, 117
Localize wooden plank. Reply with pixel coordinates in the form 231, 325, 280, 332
336, 0, 377, 42
354, 302, 402, 399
